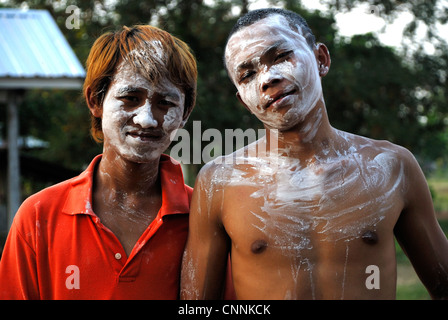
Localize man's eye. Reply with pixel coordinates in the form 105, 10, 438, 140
159, 99, 177, 107
239, 70, 255, 83
120, 96, 139, 103
275, 50, 293, 61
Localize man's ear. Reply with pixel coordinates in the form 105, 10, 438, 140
315, 43, 331, 77
85, 86, 102, 118
179, 116, 188, 130
236, 92, 253, 114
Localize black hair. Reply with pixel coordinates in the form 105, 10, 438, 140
227, 8, 316, 50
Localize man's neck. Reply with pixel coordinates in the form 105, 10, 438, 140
96, 149, 161, 197
92, 149, 163, 256
264, 102, 337, 165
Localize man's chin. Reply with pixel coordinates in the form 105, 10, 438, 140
258, 113, 304, 132
120, 147, 167, 164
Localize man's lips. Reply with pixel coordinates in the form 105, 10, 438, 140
126, 130, 164, 140
264, 89, 297, 110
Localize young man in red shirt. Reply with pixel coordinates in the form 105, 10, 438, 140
0, 25, 197, 299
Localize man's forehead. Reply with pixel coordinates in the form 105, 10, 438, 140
111, 60, 182, 97
225, 14, 309, 68
112, 60, 147, 84
111, 40, 175, 85
229, 15, 300, 43
227, 16, 309, 57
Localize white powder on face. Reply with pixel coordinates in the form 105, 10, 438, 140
132, 99, 158, 128
101, 60, 185, 163
225, 15, 322, 131
163, 96, 186, 132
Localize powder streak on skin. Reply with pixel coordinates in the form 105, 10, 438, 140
341, 245, 349, 299
243, 132, 405, 247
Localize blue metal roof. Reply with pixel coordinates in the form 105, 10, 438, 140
0, 8, 85, 89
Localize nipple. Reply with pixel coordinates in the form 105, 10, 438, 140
361, 230, 378, 245
251, 239, 268, 254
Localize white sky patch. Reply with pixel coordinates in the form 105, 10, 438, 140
221, 0, 447, 54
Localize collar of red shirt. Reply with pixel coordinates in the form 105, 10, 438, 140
62, 154, 191, 218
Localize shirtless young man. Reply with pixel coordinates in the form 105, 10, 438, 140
181, 8, 448, 299
0, 25, 197, 299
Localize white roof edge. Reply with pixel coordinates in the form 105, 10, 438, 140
0, 8, 86, 85
0, 77, 84, 89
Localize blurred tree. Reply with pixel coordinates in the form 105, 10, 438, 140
315, 0, 448, 163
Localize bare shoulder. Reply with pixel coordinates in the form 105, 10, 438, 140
194, 155, 236, 190
196, 139, 264, 186
192, 153, 239, 213
338, 130, 424, 196
359, 136, 432, 202
339, 130, 417, 166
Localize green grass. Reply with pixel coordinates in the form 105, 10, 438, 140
395, 241, 430, 300
395, 220, 448, 300
396, 167, 448, 299
428, 178, 448, 213
396, 177, 448, 299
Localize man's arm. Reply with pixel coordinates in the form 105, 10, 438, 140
394, 149, 448, 299
181, 162, 230, 299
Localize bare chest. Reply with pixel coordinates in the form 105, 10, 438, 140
221, 152, 406, 251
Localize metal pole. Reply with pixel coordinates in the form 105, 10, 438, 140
7, 91, 20, 229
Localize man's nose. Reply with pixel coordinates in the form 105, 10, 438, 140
133, 100, 158, 128
261, 72, 283, 92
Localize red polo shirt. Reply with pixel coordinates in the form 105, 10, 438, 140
0, 154, 192, 300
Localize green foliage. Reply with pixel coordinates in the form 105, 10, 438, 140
428, 177, 448, 213
325, 33, 419, 145
19, 89, 101, 170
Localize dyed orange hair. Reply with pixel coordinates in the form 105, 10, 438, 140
84, 25, 197, 142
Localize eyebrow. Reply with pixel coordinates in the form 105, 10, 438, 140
116, 85, 182, 101
263, 41, 283, 57
160, 90, 182, 101
236, 41, 284, 72
116, 86, 143, 96
236, 60, 254, 72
